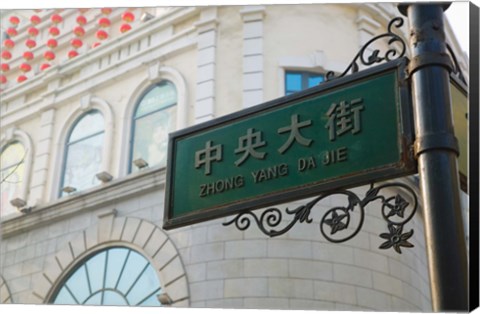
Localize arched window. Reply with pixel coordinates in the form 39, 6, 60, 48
130, 81, 177, 173
60, 110, 104, 197
51, 247, 163, 306
0, 141, 26, 216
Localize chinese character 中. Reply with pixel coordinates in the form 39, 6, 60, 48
277, 114, 313, 154
234, 128, 267, 166
195, 140, 223, 175
325, 98, 364, 141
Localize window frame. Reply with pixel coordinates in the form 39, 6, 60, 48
284, 70, 325, 95
59, 109, 105, 197
128, 80, 177, 174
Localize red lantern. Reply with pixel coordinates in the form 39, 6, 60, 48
47, 38, 58, 48
44, 50, 55, 61
122, 11, 135, 23
51, 14, 63, 24
20, 63, 32, 72
28, 27, 39, 37
25, 38, 37, 49
1, 63, 10, 72
70, 38, 83, 48
96, 30, 108, 40
73, 26, 85, 37
23, 51, 34, 60
101, 8, 112, 15
9, 16, 20, 25
92, 42, 101, 48
40, 63, 51, 71
6, 27, 18, 37
98, 17, 111, 28
49, 26, 60, 36
3, 39, 15, 49
30, 15, 41, 25
68, 50, 79, 59
120, 23, 132, 33
0, 75, 6, 84
76, 15, 87, 25
1, 51, 12, 60
17, 75, 27, 83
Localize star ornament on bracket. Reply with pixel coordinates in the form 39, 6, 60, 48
323, 208, 349, 234
384, 194, 408, 218
379, 224, 414, 254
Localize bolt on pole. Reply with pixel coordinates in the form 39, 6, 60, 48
398, 3, 468, 311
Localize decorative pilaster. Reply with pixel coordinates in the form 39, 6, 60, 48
29, 109, 55, 205
194, 8, 218, 123
240, 6, 265, 108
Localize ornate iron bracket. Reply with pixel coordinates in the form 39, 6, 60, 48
223, 182, 418, 254
446, 43, 467, 84
326, 17, 407, 81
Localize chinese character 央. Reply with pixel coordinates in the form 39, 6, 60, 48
325, 98, 364, 141
277, 114, 313, 154
195, 140, 223, 175
234, 128, 267, 166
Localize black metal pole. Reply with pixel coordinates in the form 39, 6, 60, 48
399, 3, 468, 311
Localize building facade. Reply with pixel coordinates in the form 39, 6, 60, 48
0, 4, 469, 311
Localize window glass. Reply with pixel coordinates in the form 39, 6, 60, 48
285, 71, 325, 95
52, 247, 163, 306
130, 81, 177, 172
0, 142, 26, 216
60, 110, 104, 197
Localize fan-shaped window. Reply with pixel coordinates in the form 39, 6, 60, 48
0, 141, 26, 216
130, 81, 177, 173
52, 247, 163, 306
60, 110, 104, 197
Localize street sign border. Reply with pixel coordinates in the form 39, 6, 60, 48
164, 57, 415, 230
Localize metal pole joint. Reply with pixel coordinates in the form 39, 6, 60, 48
408, 52, 454, 76
413, 132, 460, 158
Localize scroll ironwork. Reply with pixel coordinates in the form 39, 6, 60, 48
223, 182, 418, 254
326, 17, 407, 81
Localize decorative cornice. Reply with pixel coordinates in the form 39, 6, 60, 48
239, 5, 266, 22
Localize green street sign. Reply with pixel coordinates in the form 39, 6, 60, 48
164, 58, 415, 230
450, 75, 468, 192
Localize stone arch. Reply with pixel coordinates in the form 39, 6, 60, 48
119, 64, 188, 176
0, 127, 35, 209
50, 95, 115, 200
0, 275, 13, 304
31, 212, 189, 306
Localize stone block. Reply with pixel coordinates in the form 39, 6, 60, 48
132, 220, 156, 248
354, 248, 389, 274
194, 97, 214, 119
224, 278, 268, 298
197, 64, 215, 84
312, 241, 354, 264
356, 286, 392, 310
69, 233, 86, 259
9, 276, 30, 294
42, 258, 62, 286
84, 225, 99, 251
207, 223, 244, 242
314, 281, 357, 305
243, 21, 263, 39
207, 259, 244, 279
197, 46, 216, 67
268, 239, 312, 259
243, 89, 263, 108
165, 275, 189, 302
205, 298, 244, 308
161, 256, 185, 286
196, 80, 215, 101
268, 278, 314, 299
288, 259, 333, 281
225, 240, 267, 259
243, 37, 263, 56
243, 72, 263, 91
290, 299, 336, 311
55, 246, 74, 271
190, 242, 224, 263
333, 263, 372, 288
190, 280, 224, 301
120, 217, 141, 242
144, 228, 168, 257
198, 30, 216, 50
185, 263, 207, 283
243, 55, 263, 74
373, 271, 403, 298
154, 240, 178, 270
244, 258, 287, 277
244, 297, 289, 309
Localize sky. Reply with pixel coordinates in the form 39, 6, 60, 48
445, 1, 471, 55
